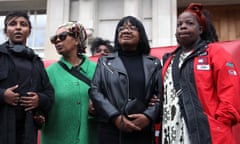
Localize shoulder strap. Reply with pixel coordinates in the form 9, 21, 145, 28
58, 61, 91, 86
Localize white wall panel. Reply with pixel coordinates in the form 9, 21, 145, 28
98, 0, 123, 19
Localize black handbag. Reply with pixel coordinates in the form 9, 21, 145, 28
124, 59, 159, 117
124, 98, 146, 116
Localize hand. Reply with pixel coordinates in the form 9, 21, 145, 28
33, 113, 45, 128
3, 85, 20, 106
114, 115, 141, 132
20, 92, 39, 111
34, 114, 45, 123
128, 114, 150, 129
88, 99, 96, 115
148, 95, 160, 106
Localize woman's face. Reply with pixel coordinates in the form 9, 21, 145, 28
5, 16, 30, 45
51, 27, 78, 55
117, 21, 140, 51
94, 45, 110, 56
175, 12, 202, 48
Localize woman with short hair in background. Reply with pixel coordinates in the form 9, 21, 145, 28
90, 37, 113, 56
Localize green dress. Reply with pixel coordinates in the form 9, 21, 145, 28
41, 56, 96, 144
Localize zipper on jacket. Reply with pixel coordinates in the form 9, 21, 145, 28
103, 61, 113, 74
102, 60, 130, 113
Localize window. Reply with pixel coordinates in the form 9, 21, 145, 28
28, 12, 46, 58
0, 16, 7, 43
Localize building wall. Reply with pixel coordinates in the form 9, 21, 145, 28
44, 0, 177, 60
0, 0, 47, 57
0, 0, 239, 60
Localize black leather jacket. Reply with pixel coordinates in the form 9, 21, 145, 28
90, 52, 162, 123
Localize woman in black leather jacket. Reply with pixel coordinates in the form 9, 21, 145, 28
90, 16, 162, 144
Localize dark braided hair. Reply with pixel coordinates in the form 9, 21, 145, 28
201, 9, 219, 42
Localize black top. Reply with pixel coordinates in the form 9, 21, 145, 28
119, 50, 145, 100
8, 48, 32, 142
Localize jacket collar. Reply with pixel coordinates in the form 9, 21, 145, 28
60, 55, 91, 74
105, 52, 159, 88
171, 40, 208, 56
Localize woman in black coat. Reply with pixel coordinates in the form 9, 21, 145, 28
0, 11, 54, 144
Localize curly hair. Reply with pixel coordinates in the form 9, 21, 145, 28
201, 10, 219, 42
90, 37, 113, 55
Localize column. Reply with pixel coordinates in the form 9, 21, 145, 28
44, 0, 70, 60
78, 0, 95, 55
123, 0, 140, 17
152, 0, 177, 47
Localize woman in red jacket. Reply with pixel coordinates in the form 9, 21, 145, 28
159, 3, 240, 144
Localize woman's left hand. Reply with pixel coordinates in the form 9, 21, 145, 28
127, 114, 150, 129
33, 112, 45, 128
148, 95, 160, 106
20, 92, 39, 111
88, 99, 96, 115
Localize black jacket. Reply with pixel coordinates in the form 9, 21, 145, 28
0, 42, 54, 144
90, 52, 162, 123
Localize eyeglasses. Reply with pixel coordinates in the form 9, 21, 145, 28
118, 25, 138, 32
50, 31, 74, 44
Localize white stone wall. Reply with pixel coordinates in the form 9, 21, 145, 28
0, 0, 178, 60
44, 0, 177, 59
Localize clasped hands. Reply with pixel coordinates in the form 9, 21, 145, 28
114, 95, 160, 132
3, 85, 39, 111
114, 114, 150, 132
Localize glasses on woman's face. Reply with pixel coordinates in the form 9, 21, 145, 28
50, 31, 74, 44
118, 25, 138, 32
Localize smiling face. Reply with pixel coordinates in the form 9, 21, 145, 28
175, 11, 203, 49
5, 16, 31, 45
117, 21, 140, 51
